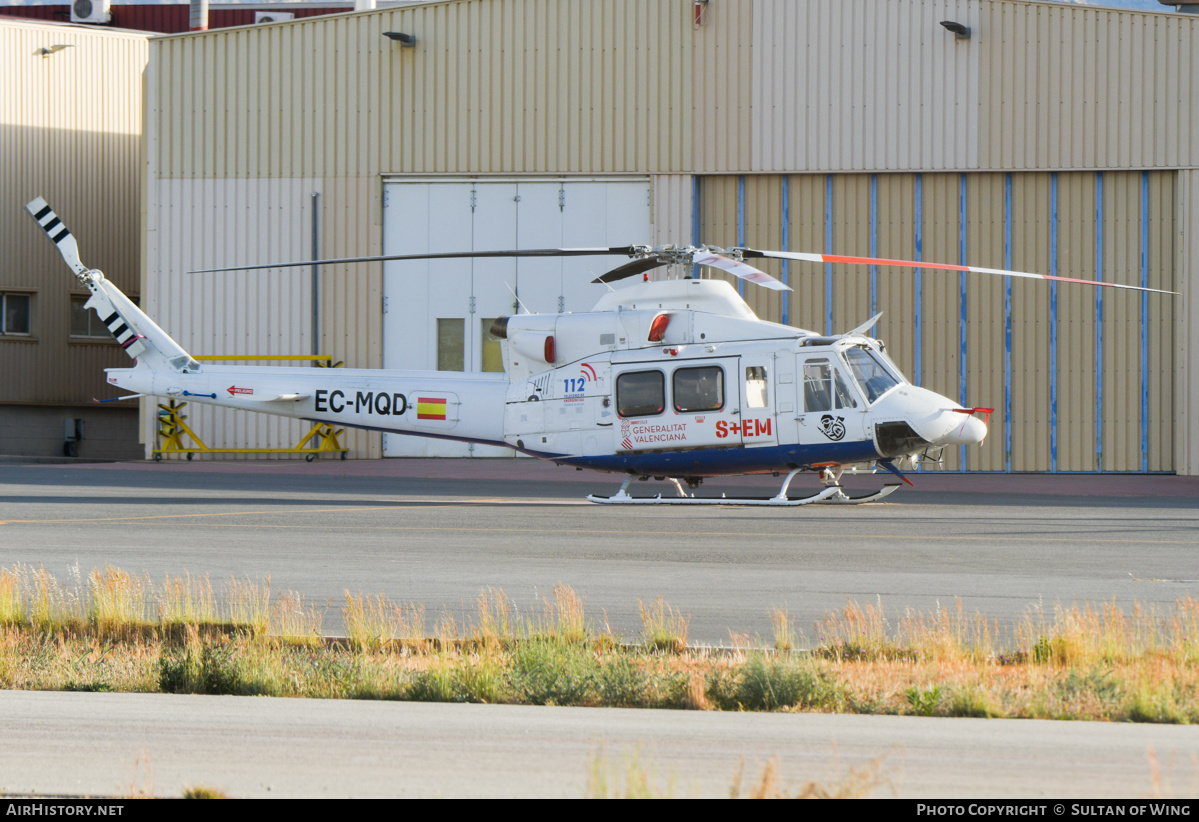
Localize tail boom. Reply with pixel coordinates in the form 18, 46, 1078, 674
109, 364, 510, 446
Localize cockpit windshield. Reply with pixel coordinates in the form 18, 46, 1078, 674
843, 345, 901, 403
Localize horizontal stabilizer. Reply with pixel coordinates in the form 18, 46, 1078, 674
255, 393, 311, 402
92, 394, 144, 403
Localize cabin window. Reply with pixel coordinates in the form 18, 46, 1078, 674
1, 293, 31, 336
673, 366, 724, 413
437, 318, 464, 371
844, 346, 899, 403
617, 370, 665, 417
745, 366, 768, 408
803, 360, 832, 412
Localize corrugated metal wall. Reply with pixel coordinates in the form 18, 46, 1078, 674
142, 0, 1196, 470
1, 20, 148, 406
979, 1, 1199, 170
738, 0, 1199, 173
697, 170, 1178, 473
1177, 170, 1199, 477
143, 178, 336, 455
746, 0, 982, 172
149, 0, 693, 179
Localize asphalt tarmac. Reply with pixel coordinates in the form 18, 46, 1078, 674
2, 459, 1196, 644
1, 458, 1198, 797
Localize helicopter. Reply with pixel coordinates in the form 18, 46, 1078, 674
26, 196, 1176, 506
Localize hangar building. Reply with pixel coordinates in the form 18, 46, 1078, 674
2, 17, 148, 459
49, 0, 1199, 472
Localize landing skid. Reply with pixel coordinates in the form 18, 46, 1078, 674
586, 469, 901, 506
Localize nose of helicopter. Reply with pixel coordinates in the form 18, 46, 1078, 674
941, 411, 987, 446
870, 386, 988, 455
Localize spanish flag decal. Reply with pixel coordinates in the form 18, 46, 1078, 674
416, 397, 447, 420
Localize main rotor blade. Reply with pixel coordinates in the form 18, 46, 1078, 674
190, 246, 640, 274
740, 248, 1177, 296
26, 197, 88, 277
693, 251, 791, 292
591, 256, 667, 284
593, 250, 793, 290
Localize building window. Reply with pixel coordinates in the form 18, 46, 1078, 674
1, 293, 31, 335
437, 318, 464, 371
70, 295, 108, 338
480, 318, 504, 372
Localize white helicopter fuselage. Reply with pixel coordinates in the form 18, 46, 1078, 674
106, 278, 984, 479
30, 194, 1171, 501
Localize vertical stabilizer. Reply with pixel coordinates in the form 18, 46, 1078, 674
25, 197, 197, 371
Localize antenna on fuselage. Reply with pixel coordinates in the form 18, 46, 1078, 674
504, 282, 534, 314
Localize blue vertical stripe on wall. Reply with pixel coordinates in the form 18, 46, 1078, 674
781, 177, 790, 326
959, 174, 968, 470
1004, 174, 1013, 473
1141, 171, 1149, 473
914, 174, 923, 387
825, 175, 834, 335
1050, 173, 1059, 473
736, 176, 746, 298
1095, 173, 1104, 472
691, 176, 701, 279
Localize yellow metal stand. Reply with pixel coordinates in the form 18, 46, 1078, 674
152, 355, 349, 462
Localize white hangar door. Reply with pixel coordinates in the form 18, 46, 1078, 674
382, 178, 651, 457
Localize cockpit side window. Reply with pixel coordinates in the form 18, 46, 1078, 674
833, 368, 857, 409
617, 370, 665, 417
844, 346, 899, 404
802, 360, 832, 412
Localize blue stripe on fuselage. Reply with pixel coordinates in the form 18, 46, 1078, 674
555, 440, 880, 477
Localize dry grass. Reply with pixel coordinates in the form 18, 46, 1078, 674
587, 746, 678, 798
474, 587, 516, 649
89, 566, 153, 640
588, 749, 891, 798
639, 596, 689, 653
771, 607, 798, 652
159, 573, 217, 629
123, 750, 155, 799
2, 564, 1198, 724
730, 754, 890, 799
182, 785, 229, 799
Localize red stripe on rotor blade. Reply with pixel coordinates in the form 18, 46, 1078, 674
822, 254, 973, 273
790, 251, 1172, 294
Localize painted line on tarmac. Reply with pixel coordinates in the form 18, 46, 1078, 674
3, 507, 1195, 546
179, 521, 1199, 546
0, 505, 441, 525
0, 498, 592, 525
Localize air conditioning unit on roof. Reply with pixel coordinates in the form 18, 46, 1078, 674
71, 0, 111, 24
255, 11, 295, 24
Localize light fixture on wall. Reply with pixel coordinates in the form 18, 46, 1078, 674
940, 20, 971, 40
382, 31, 417, 47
